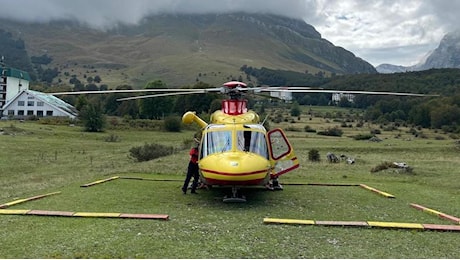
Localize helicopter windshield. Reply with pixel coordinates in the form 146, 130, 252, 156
237, 129, 268, 159
201, 124, 268, 159
202, 130, 232, 157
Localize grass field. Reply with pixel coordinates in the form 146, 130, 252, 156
1, 108, 460, 258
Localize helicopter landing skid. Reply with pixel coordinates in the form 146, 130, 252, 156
223, 186, 246, 203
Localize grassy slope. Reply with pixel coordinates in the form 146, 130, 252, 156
1, 17, 331, 89
1, 106, 460, 258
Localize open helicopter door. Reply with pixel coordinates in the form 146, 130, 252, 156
267, 128, 299, 178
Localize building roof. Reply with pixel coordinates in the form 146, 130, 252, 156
3, 89, 78, 117
0, 67, 31, 81
27, 90, 78, 117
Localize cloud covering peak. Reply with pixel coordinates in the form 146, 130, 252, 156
0, 0, 459, 67
0, 0, 313, 28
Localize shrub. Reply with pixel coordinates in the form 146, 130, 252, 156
105, 133, 120, 142
308, 149, 320, 162
371, 161, 413, 173
370, 129, 381, 135
129, 143, 174, 162
38, 116, 75, 125
317, 126, 343, 137
352, 133, 375, 140
163, 116, 182, 132
304, 125, 316, 133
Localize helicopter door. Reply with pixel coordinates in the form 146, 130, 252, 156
267, 128, 299, 177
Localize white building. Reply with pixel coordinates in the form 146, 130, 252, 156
2, 89, 78, 119
1, 65, 78, 119
0, 67, 30, 109
270, 89, 293, 102
332, 93, 355, 104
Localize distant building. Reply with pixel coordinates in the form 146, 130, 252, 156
2, 89, 78, 119
270, 89, 293, 102
332, 93, 355, 104
1, 64, 78, 119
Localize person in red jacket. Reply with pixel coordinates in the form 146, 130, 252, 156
181, 137, 200, 194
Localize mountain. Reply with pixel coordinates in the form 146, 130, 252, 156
0, 13, 376, 88
377, 30, 460, 73
419, 30, 460, 70
374, 63, 410, 73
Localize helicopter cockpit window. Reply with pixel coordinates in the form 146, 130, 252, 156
237, 128, 268, 159
202, 130, 232, 157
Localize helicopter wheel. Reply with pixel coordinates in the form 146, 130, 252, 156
223, 186, 246, 203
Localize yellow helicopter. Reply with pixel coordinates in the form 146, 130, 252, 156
51, 80, 437, 202
180, 81, 299, 202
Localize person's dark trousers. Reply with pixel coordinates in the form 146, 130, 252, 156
182, 162, 199, 193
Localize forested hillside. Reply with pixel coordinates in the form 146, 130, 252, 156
0, 29, 35, 80
237, 67, 459, 132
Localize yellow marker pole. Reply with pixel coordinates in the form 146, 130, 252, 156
367, 221, 424, 229
80, 176, 119, 187
0, 191, 61, 209
0, 209, 30, 215
263, 217, 315, 225
359, 184, 395, 198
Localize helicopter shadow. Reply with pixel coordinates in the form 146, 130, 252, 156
193, 185, 280, 208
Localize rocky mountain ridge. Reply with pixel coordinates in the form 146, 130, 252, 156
376, 30, 460, 73
0, 13, 376, 88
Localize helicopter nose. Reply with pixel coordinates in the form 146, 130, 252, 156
199, 151, 271, 184
223, 152, 269, 169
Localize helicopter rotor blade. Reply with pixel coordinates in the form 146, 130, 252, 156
49, 88, 220, 96
116, 90, 209, 101
257, 88, 438, 97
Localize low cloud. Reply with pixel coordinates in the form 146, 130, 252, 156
0, 0, 315, 29
0, 0, 459, 66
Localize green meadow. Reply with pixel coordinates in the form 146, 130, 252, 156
0, 107, 459, 258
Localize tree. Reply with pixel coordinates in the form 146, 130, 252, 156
75, 95, 88, 111
94, 75, 102, 83
209, 99, 222, 113
408, 104, 431, 128
172, 82, 219, 114
431, 104, 460, 129
290, 102, 301, 116
79, 103, 106, 132
139, 80, 173, 119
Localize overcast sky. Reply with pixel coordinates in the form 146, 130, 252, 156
0, 0, 458, 67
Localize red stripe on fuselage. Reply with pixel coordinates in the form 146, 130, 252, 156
203, 177, 266, 186
200, 168, 268, 176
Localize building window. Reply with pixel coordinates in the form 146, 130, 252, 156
46, 111, 53, 116
37, 101, 44, 106
27, 110, 34, 115
18, 110, 24, 115
27, 96, 34, 99
37, 110, 44, 117
8, 110, 14, 115
18, 101, 25, 106
27, 101, 34, 106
